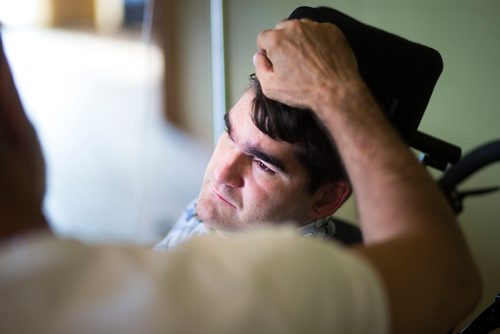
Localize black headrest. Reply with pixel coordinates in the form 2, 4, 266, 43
288, 6, 443, 142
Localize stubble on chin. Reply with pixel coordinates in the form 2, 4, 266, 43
196, 197, 240, 232
195, 197, 210, 223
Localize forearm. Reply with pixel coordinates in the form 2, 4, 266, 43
313, 79, 481, 333
313, 79, 455, 241
255, 18, 480, 332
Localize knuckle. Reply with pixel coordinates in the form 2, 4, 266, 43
268, 32, 280, 46
289, 19, 301, 28
324, 22, 342, 35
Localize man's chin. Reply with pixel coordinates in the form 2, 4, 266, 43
201, 218, 233, 232
199, 215, 244, 233
197, 199, 248, 232
196, 203, 224, 228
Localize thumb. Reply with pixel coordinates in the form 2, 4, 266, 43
253, 52, 273, 84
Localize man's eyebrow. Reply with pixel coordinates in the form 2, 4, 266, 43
225, 109, 287, 173
247, 147, 287, 173
224, 112, 232, 136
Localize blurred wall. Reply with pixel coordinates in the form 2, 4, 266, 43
47, 0, 95, 26
40, 0, 123, 32
225, 0, 500, 329
40, 0, 214, 145
154, 0, 213, 145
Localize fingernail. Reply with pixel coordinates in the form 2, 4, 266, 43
253, 54, 257, 66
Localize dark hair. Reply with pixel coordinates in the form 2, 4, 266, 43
249, 74, 348, 193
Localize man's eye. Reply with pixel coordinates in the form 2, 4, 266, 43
254, 160, 275, 175
224, 129, 234, 143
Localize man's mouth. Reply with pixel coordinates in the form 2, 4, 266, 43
211, 186, 237, 208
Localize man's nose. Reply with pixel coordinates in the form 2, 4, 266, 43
215, 151, 246, 188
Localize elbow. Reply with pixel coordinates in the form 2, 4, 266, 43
445, 240, 483, 327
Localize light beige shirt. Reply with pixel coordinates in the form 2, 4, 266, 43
0, 228, 389, 334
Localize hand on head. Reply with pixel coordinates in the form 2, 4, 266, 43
0, 34, 48, 238
254, 16, 481, 334
254, 19, 362, 111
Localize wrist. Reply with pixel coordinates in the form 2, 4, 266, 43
312, 76, 376, 119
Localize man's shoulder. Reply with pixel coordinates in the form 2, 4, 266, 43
303, 216, 363, 246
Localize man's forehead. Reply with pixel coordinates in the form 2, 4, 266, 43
226, 91, 303, 172
229, 90, 255, 114
225, 90, 254, 130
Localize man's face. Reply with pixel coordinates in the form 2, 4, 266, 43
196, 90, 317, 232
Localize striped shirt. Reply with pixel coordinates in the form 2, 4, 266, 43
155, 199, 361, 251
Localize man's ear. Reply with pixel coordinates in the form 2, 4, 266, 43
309, 180, 351, 220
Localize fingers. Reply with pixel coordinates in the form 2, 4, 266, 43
274, 18, 314, 30
255, 29, 276, 83
253, 51, 273, 84
255, 28, 273, 56
274, 20, 287, 30
258, 19, 316, 57
257, 20, 294, 51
